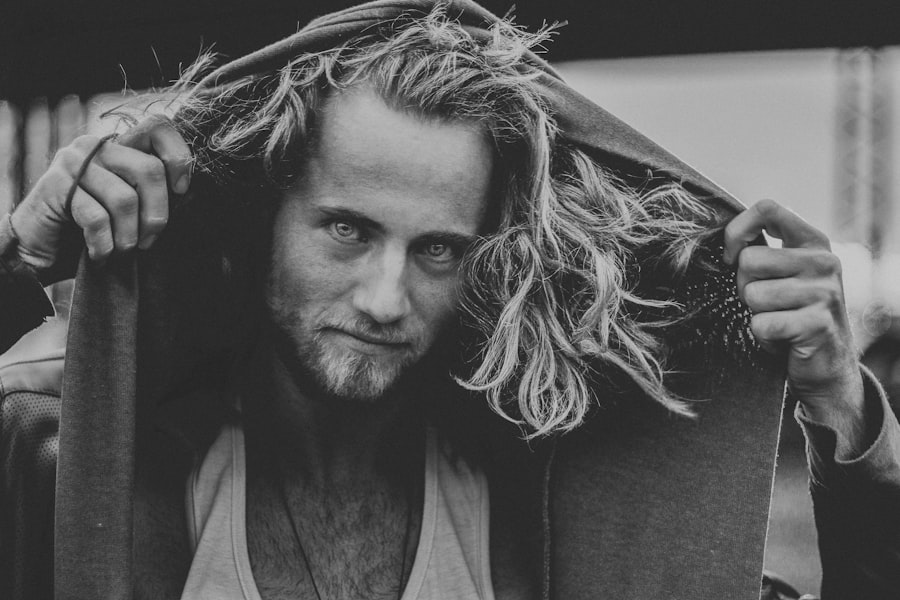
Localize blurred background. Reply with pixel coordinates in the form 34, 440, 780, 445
4, 0, 900, 595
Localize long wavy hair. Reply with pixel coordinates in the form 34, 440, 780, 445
152, 6, 722, 438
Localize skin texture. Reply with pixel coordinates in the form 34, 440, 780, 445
265, 87, 492, 406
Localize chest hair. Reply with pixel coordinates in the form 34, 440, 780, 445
245, 462, 421, 600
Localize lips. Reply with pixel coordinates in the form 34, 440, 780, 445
325, 326, 409, 348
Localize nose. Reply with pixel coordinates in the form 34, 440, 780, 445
351, 246, 412, 324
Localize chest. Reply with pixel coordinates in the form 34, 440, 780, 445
244, 472, 420, 600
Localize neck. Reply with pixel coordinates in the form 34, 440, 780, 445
238, 337, 423, 488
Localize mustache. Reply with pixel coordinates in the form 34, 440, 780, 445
319, 318, 411, 345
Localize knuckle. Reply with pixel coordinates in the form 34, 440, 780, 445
41, 167, 71, 192
108, 189, 140, 213
742, 281, 762, 307
723, 219, 740, 246
55, 145, 85, 172
81, 207, 110, 233
811, 316, 833, 338
92, 241, 114, 259
750, 314, 769, 339
141, 156, 167, 182
755, 198, 780, 217
811, 251, 841, 275
821, 282, 842, 306
736, 246, 759, 271
72, 134, 101, 150
142, 214, 169, 234
751, 313, 781, 340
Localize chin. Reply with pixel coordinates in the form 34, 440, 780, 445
290, 333, 417, 404
318, 348, 406, 402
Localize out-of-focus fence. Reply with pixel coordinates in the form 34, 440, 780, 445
0, 94, 132, 315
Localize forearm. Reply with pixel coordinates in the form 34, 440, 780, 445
796, 367, 900, 600
0, 214, 54, 354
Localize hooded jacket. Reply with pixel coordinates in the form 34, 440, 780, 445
2, 2, 900, 599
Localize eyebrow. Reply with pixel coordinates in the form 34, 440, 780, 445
317, 206, 481, 248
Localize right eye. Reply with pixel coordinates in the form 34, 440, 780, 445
328, 220, 366, 243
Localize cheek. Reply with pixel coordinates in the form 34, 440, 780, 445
267, 234, 350, 312
412, 274, 462, 333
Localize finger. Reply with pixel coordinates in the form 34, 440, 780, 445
69, 188, 114, 262
750, 307, 830, 348
69, 159, 140, 251
117, 116, 193, 194
735, 246, 842, 290
741, 277, 839, 313
723, 199, 830, 265
92, 143, 170, 248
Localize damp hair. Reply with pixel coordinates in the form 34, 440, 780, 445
138, 5, 723, 438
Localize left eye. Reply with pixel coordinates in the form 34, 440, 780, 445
425, 244, 450, 258
424, 243, 452, 259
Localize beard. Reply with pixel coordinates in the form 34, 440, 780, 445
267, 309, 458, 404
297, 326, 416, 402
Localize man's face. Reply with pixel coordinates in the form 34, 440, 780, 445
266, 88, 494, 402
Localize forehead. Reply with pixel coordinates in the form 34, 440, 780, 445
296, 87, 494, 234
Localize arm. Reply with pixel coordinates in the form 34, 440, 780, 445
724, 199, 900, 598
0, 119, 192, 354
796, 367, 900, 599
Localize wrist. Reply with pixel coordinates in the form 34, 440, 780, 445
1, 212, 42, 280
795, 369, 870, 459
5, 209, 59, 285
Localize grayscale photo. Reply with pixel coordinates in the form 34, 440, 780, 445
1, 1, 899, 599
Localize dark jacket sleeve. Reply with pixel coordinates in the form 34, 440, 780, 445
796, 366, 900, 600
0, 216, 54, 354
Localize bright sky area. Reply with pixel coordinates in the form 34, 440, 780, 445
558, 49, 900, 339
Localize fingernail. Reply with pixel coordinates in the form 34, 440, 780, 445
174, 174, 190, 194
139, 234, 158, 250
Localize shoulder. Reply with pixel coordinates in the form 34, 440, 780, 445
0, 322, 64, 600
0, 318, 65, 398
0, 319, 65, 448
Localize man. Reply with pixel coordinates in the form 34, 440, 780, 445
1, 1, 898, 599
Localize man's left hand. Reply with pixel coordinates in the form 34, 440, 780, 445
723, 199, 867, 457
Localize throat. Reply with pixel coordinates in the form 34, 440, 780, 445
241, 336, 423, 486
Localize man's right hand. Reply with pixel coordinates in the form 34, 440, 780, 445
9, 117, 192, 285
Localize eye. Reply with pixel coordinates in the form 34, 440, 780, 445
425, 243, 451, 258
329, 220, 365, 242
419, 241, 460, 264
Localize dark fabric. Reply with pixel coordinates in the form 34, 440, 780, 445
548, 352, 784, 598
0, 216, 54, 354
53, 254, 140, 600
544, 242, 786, 598
4, 329, 900, 599
797, 368, 900, 600
0, 321, 65, 600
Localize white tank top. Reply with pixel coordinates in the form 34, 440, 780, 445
180, 423, 494, 600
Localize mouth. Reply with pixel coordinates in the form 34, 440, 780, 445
325, 327, 410, 351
